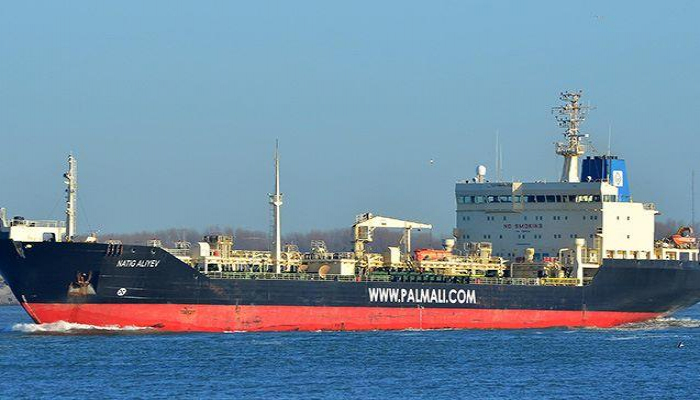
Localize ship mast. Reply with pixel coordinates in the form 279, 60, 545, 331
64, 154, 77, 241
269, 141, 283, 273
553, 91, 591, 183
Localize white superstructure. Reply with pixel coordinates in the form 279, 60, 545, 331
0, 215, 66, 242
455, 92, 671, 263
455, 180, 656, 260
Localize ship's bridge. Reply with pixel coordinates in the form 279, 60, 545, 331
455, 157, 658, 262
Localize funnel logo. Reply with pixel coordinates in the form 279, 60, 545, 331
612, 170, 624, 187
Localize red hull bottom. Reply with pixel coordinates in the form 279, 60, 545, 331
21, 303, 661, 332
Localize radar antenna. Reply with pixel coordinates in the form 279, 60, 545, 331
553, 91, 592, 183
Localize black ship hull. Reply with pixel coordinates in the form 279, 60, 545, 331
1, 239, 700, 331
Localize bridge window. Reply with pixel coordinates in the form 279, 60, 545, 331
498, 195, 512, 203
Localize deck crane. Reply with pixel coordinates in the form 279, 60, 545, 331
352, 213, 432, 259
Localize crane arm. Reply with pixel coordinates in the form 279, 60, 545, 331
353, 215, 432, 230
352, 213, 432, 259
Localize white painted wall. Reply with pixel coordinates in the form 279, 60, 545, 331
455, 181, 656, 260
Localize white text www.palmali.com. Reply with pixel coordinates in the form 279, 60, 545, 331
368, 287, 476, 304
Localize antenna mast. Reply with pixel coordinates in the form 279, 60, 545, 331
553, 91, 591, 183
64, 154, 77, 241
269, 141, 283, 273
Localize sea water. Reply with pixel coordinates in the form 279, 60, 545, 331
1, 305, 699, 399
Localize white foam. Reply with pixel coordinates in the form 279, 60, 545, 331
618, 317, 700, 331
12, 320, 152, 333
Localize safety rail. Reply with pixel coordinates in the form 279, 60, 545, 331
540, 277, 581, 286
164, 248, 190, 257
203, 271, 593, 286
469, 277, 586, 286
303, 252, 356, 261
204, 271, 392, 282
9, 219, 65, 228
467, 277, 539, 285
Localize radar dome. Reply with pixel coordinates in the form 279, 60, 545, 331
476, 165, 487, 176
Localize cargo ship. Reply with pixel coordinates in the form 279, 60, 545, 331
1, 91, 699, 332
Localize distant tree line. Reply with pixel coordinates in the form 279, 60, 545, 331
100, 226, 444, 253
98, 219, 699, 252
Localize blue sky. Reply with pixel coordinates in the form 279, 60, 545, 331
1, 1, 698, 236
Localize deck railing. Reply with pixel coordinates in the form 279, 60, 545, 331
205, 271, 392, 282
164, 248, 190, 257
9, 219, 65, 228
203, 272, 591, 287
